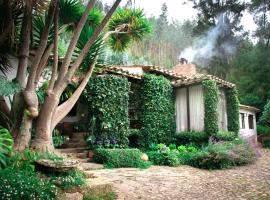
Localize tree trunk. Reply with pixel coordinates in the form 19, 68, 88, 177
31, 95, 59, 152
12, 0, 32, 141
13, 111, 32, 152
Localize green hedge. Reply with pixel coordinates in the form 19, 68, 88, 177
138, 74, 175, 147
259, 99, 270, 126
226, 87, 240, 134
174, 131, 209, 146
202, 80, 219, 135
84, 75, 130, 146
93, 148, 151, 168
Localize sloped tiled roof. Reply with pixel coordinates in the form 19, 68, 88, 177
172, 74, 235, 88
101, 65, 235, 88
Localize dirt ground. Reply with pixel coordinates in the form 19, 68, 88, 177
94, 148, 270, 200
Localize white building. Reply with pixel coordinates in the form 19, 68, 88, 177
239, 104, 260, 144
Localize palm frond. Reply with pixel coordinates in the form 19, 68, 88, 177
0, 127, 13, 169
0, 54, 11, 75
0, 75, 21, 96
74, 25, 105, 72
107, 8, 152, 52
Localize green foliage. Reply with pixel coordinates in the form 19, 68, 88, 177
49, 170, 86, 189
128, 129, 140, 148
108, 8, 151, 52
262, 140, 270, 149
216, 131, 237, 141
83, 75, 130, 146
147, 143, 198, 166
257, 124, 270, 135
52, 129, 69, 148
93, 148, 151, 168
0, 76, 21, 96
147, 150, 180, 167
202, 80, 219, 135
0, 127, 13, 169
174, 131, 209, 146
226, 87, 240, 133
259, 99, 270, 126
188, 139, 256, 169
83, 192, 116, 200
0, 168, 58, 200
138, 74, 175, 147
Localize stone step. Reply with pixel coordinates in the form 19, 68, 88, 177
57, 147, 88, 154
78, 162, 104, 171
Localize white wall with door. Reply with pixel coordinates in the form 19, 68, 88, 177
239, 105, 260, 143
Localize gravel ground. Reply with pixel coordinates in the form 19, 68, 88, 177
94, 148, 270, 200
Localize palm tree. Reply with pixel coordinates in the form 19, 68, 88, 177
0, 0, 151, 152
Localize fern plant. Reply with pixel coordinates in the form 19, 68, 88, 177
0, 127, 14, 169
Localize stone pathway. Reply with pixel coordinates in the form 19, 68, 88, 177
94, 149, 270, 200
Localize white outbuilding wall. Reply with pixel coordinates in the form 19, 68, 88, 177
239, 105, 260, 144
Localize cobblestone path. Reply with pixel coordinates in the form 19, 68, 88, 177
94, 149, 270, 200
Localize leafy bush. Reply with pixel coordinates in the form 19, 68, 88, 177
147, 150, 180, 167
226, 87, 240, 133
52, 129, 69, 148
202, 80, 219, 135
138, 74, 175, 147
0, 168, 58, 200
128, 129, 140, 148
216, 131, 237, 141
257, 124, 270, 135
83, 75, 130, 146
259, 99, 270, 126
147, 143, 198, 166
49, 170, 86, 189
174, 131, 209, 146
188, 139, 255, 169
262, 140, 270, 149
0, 127, 13, 169
93, 148, 151, 168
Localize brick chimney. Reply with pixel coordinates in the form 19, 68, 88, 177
172, 58, 197, 76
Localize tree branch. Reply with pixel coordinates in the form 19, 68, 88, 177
58, 0, 122, 87
0, 0, 12, 47
48, 2, 59, 92
25, 0, 57, 91
57, 0, 97, 82
51, 57, 98, 128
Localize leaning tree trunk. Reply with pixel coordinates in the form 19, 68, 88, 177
31, 94, 59, 152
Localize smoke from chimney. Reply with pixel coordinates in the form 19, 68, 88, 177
179, 13, 237, 66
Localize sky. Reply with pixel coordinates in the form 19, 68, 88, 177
102, 0, 257, 33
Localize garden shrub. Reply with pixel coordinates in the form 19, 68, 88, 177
128, 129, 140, 148
0, 168, 58, 200
174, 131, 209, 146
49, 169, 86, 189
147, 150, 180, 167
0, 127, 13, 169
188, 139, 255, 169
138, 74, 175, 147
262, 140, 270, 149
202, 80, 219, 135
83, 75, 130, 146
216, 131, 237, 141
257, 124, 270, 135
93, 148, 151, 168
259, 99, 270, 126
226, 87, 240, 134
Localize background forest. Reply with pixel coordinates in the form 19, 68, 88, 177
97, 0, 270, 112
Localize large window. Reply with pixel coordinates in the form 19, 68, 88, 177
248, 114, 254, 129
240, 113, 245, 129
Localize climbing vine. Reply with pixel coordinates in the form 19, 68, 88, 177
226, 87, 240, 134
138, 74, 175, 147
83, 75, 130, 146
202, 80, 219, 135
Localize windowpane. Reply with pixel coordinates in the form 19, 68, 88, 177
248, 115, 254, 129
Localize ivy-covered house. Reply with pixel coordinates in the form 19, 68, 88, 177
101, 63, 241, 138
